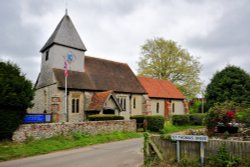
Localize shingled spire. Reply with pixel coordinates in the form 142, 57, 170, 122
40, 13, 87, 52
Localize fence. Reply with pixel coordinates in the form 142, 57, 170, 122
151, 135, 250, 163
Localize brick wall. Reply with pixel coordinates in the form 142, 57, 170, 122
12, 120, 136, 142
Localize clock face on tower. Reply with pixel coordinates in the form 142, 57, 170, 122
67, 51, 74, 63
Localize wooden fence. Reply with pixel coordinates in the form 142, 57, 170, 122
151, 135, 250, 163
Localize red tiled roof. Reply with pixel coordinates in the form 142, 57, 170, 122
87, 90, 113, 111
137, 77, 185, 99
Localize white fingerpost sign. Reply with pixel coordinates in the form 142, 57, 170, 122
171, 135, 208, 142
171, 135, 208, 166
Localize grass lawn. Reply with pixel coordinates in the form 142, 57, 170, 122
162, 121, 205, 135
0, 132, 142, 161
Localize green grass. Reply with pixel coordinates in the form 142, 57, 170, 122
0, 132, 142, 161
162, 121, 205, 135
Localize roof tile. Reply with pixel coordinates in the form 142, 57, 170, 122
138, 77, 185, 99
88, 91, 113, 111
40, 14, 86, 52
50, 56, 146, 94
85, 56, 146, 94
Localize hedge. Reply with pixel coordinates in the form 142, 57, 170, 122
130, 115, 165, 132
171, 114, 206, 126
145, 115, 165, 132
88, 114, 124, 121
0, 109, 26, 139
172, 115, 190, 125
189, 113, 205, 125
130, 115, 145, 124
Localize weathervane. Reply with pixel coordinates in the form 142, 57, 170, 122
65, 0, 68, 15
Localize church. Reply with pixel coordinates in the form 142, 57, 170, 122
30, 13, 187, 122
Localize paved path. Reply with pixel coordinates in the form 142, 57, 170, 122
0, 138, 143, 167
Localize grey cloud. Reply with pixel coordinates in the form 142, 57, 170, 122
187, 1, 250, 51
1, 0, 250, 86
25, 0, 55, 16
78, 0, 141, 16
0, 1, 40, 58
184, 1, 250, 84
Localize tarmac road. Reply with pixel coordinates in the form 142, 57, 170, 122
0, 138, 143, 167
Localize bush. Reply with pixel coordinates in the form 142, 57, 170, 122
189, 113, 205, 125
207, 144, 241, 167
130, 115, 145, 129
145, 115, 164, 132
0, 109, 26, 139
172, 115, 190, 125
237, 108, 250, 127
178, 159, 200, 167
189, 101, 202, 113
204, 101, 241, 130
0, 61, 34, 139
205, 65, 250, 110
130, 115, 145, 124
88, 114, 124, 121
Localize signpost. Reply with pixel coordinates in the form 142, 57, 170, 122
171, 135, 208, 166
171, 135, 208, 142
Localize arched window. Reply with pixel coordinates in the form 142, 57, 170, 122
76, 99, 79, 113
44, 90, 47, 111
133, 98, 136, 109
117, 96, 127, 111
172, 103, 175, 113
156, 102, 159, 113
72, 97, 80, 113
72, 99, 75, 113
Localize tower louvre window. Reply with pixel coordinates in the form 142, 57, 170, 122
45, 50, 49, 61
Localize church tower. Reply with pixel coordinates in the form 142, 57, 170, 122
36, 12, 86, 89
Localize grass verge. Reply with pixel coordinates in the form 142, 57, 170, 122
0, 131, 142, 161
162, 121, 205, 135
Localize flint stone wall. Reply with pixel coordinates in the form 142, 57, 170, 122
12, 120, 136, 142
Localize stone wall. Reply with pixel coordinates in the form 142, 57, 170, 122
12, 120, 136, 142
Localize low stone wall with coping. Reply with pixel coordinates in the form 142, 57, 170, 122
12, 120, 136, 142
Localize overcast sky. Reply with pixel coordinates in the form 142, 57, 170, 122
1, 0, 250, 86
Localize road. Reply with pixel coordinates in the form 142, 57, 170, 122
0, 138, 143, 167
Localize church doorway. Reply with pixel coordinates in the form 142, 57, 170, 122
103, 109, 115, 114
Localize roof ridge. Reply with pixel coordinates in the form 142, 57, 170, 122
85, 55, 127, 65
95, 90, 113, 95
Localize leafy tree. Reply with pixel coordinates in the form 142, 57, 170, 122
189, 100, 208, 113
205, 65, 250, 109
236, 108, 250, 127
0, 61, 34, 139
138, 38, 201, 99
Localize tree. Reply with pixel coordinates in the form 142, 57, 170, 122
0, 61, 34, 139
205, 65, 250, 109
138, 38, 201, 99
